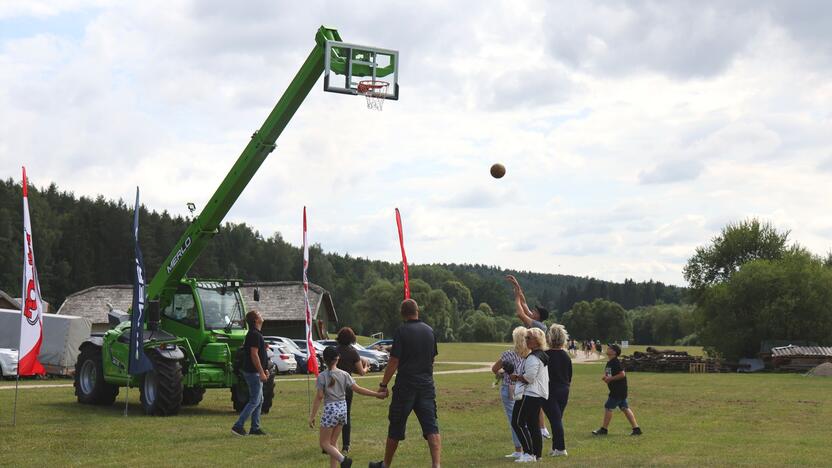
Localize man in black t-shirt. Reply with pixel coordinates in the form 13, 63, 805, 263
369, 299, 441, 468
232, 310, 270, 437
592, 344, 642, 436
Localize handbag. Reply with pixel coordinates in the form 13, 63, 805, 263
512, 381, 526, 401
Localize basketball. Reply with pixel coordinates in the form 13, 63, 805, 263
490, 163, 506, 179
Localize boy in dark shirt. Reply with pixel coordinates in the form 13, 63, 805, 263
592, 344, 642, 436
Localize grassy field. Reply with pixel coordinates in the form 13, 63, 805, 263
1, 345, 830, 467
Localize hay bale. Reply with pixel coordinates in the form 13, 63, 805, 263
806, 362, 832, 377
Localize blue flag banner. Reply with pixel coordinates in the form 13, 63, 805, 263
128, 187, 153, 375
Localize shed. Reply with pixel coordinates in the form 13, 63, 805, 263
56, 282, 338, 338
0, 289, 52, 313
769, 345, 832, 372
240, 281, 337, 339
56, 285, 132, 333
0, 289, 19, 310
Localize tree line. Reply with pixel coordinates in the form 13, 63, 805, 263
0, 178, 686, 341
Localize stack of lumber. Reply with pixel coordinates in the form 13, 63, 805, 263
620, 347, 742, 373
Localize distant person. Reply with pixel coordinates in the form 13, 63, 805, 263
335, 327, 369, 454
589, 340, 596, 357
231, 310, 269, 436
544, 324, 572, 457
310, 346, 386, 468
509, 327, 549, 463
592, 344, 642, 436
370, 299, 441, 468
491, 326, 529, 459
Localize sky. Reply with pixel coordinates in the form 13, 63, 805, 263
1, 1, 831, 286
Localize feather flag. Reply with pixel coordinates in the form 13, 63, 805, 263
395, 208, 411, 299
128, 187, 153, 375
19, 167, 45, 376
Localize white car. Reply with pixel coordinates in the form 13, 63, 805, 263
0, 348, 18, 379
270, 345, 298, 375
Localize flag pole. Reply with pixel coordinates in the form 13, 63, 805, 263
12, 368, 20, 426
124, 379, 130, 416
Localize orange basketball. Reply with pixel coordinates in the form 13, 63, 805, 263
490, 163, 506, 179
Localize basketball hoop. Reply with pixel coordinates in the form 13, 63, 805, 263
357, 80, 389, 111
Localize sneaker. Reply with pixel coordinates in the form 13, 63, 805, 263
505, 451, 523, 458
541, 428, 551, 439
514, 453, 536, 463
249, 428, 267, 436
631, 427, 643, 436
549, 449, 568, 457
231, 426, 246, 436
592, 427, 608, 436
340, 457, 353, 468
368, 462, 384, 468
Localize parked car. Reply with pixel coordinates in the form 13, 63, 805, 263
318, 340, 389, 372
292, 339, 327, 370
270, 345, 297, 374
264, 336, 311, 374
0, 348, 18, 379
367, 339, 393, 353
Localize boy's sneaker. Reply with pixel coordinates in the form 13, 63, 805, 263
549, 449, 568, 457
592, 427, 608, 436
505, 451, 523, 458
249, 428, 266, 436
230, 426, 246, 436
340, 457, 353, 468
368, 462, 384, 468
631, 427, 643, 436
541, 428, 551, 439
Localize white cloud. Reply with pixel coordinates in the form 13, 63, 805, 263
2, 1, 832, 286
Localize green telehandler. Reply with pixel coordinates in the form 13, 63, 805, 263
73, 26, 399, 416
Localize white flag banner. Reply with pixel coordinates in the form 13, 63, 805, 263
19, 167, 45, 376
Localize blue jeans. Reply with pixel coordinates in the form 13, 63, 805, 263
500, 384, 521, 448
234, 371, 263, 431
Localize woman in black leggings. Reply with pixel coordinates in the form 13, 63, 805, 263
543, 324, 572, 457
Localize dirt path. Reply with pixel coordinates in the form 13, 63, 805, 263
0, 355, 605, 390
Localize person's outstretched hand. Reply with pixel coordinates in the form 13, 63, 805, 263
308, 416, 315, 428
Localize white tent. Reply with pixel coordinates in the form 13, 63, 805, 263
0, 309, 92, 376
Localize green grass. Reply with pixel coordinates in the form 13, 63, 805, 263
1, 353, 830, 466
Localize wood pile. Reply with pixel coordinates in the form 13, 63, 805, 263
621, 347, 744, 373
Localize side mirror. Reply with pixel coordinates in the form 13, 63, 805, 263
148, 300, 161, 331
253, 287, 260, 302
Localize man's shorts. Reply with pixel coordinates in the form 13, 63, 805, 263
388, 384, 439, 441
604, 396, 629, 410
321, 400, 348, 428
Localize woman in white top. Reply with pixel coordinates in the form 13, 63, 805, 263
491, 326, 529, 459
509, 327, 549, 463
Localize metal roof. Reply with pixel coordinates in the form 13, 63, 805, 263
771, 345, 832, 358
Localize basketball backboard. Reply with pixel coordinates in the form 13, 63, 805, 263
323, 41, 399, 101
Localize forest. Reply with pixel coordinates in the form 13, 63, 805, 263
0, 179, 686, 341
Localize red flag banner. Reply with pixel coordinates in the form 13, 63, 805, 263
395, 208, 411, 299
303, 207, 319, 376
19, 167, 45, 376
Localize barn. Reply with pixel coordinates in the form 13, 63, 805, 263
56, 282, 337, 338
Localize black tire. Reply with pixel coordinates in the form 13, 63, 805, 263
140, 352, 183, 416
74, 345, 119, 405
231, 367, 276, 414
181, 386, 205, 406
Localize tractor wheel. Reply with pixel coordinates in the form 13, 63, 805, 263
140, 352, 183, 416
74, 346, 119, 405
231, 371, 276, 414
181, 386, 205, 406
